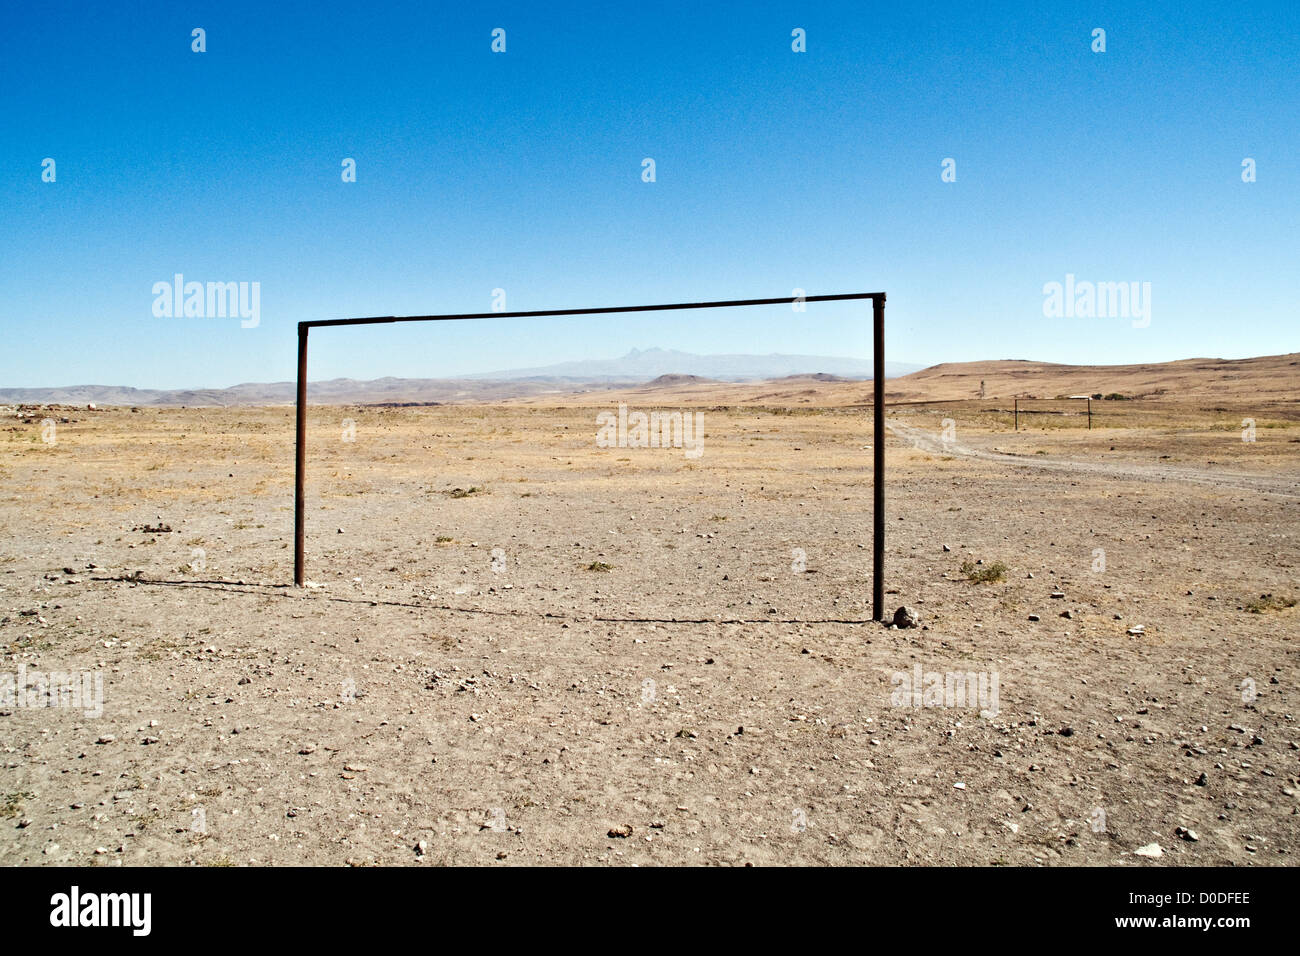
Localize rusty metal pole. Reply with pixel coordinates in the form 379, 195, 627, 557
872, 295, 885, 622
294, 323, 308, 586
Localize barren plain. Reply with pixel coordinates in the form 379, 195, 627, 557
0, 380, 1296, 866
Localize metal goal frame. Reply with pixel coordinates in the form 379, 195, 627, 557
293, 292, 888, 620
1014, 395, 1092, 430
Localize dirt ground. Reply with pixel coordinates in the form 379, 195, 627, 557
1, 400, 1296, 866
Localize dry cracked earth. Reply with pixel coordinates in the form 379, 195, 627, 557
0, 402, 1296, 866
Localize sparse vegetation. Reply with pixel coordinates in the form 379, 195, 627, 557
584, 561, 614, 572
0, 791, 32, 819
6, 634, 51, 653
960, 560, 1008, 583
1244, 593, 1296, 614
444, 486, 485, 498
138, 636, 183, 661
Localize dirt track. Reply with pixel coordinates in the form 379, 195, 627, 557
886, 420, 1300, 500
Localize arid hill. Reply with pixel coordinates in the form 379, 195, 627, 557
509, 352, 1300, 408
885, 353, 1300, 403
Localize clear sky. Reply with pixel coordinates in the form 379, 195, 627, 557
1, 0, 1296, 389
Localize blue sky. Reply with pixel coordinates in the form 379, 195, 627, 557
1, 0, 1296, 389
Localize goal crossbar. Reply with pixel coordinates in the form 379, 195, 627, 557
294, 291, 888, 620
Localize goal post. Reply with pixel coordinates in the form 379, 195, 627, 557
293, 292, 888, 620
1013, 395, 1093, 430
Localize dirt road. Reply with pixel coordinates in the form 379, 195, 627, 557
886, 420, 1300, 500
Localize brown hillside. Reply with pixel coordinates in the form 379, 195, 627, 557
507, 352, 1300, 408
887, 353, 1300, 402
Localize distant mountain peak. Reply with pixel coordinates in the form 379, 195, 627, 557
466, 348, 920, 383
646, 373, 716, 386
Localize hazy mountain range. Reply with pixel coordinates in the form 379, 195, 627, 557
466, 347, 919, 382
0, 348, 923, 407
